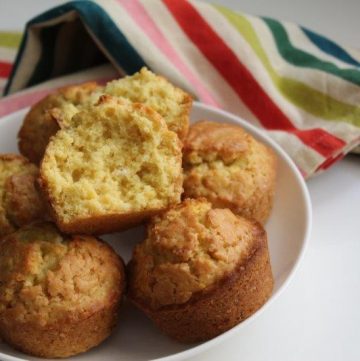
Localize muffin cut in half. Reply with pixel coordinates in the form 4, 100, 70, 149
0, 154, 47, 237
105, 67, 192, 141
128, 198, 274, 342
0, 222, 125, 358
183, 120, 277, 224
18, 82, 102, 164
40, 95, 183, 234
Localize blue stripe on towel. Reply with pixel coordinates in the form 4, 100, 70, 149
302, 27, 360, 68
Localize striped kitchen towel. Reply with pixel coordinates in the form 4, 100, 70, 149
0, 0, 359, 178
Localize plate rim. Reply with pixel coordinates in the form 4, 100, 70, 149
0, 102, 312, 361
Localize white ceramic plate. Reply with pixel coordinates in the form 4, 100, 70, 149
0, 102, 311, 361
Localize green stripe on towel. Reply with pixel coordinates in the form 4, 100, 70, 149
264, 18, 360, 86
214, 5, 360, 127
0, 32, 22, 48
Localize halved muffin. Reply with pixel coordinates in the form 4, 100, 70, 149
183, 121, 277, 224
105, 67, 192, 141
18, 82, 102, 164
39, 95, 183, 234
0, 222, 125, 358
128, 198, 274, 342
0, 154, 47, 237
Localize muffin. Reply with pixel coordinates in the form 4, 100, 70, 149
105, 67, 192, 141
0, 154, 47, 237
0, 222, 125, 358
40, 95, 183, 234
18, 82, 102, 164
183, 121, 277, 224
128, 199, 274, 342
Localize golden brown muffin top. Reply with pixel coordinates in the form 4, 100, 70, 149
183, 121, 276, 222
184, 120, 249, 164
0, 154, 42, 237
129, 199, 258, 309
105, 67, 192, 140
0, 223, 124, 327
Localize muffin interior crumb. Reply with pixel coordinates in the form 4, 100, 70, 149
41, 96, 182, 223
18, 82, 103, 164
105, 67, 191, 139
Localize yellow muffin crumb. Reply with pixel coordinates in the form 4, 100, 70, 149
18, 82, 102, 164
40, 95, 183, 234
105, 67, 192, 140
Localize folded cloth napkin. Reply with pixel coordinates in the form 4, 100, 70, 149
0, 0, 359, 178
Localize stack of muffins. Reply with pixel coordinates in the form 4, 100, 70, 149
0, 68, 276, 358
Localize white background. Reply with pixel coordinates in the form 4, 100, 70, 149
0, 1, 359, 361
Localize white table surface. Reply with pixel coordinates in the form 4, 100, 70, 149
0, 1, 359, 361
